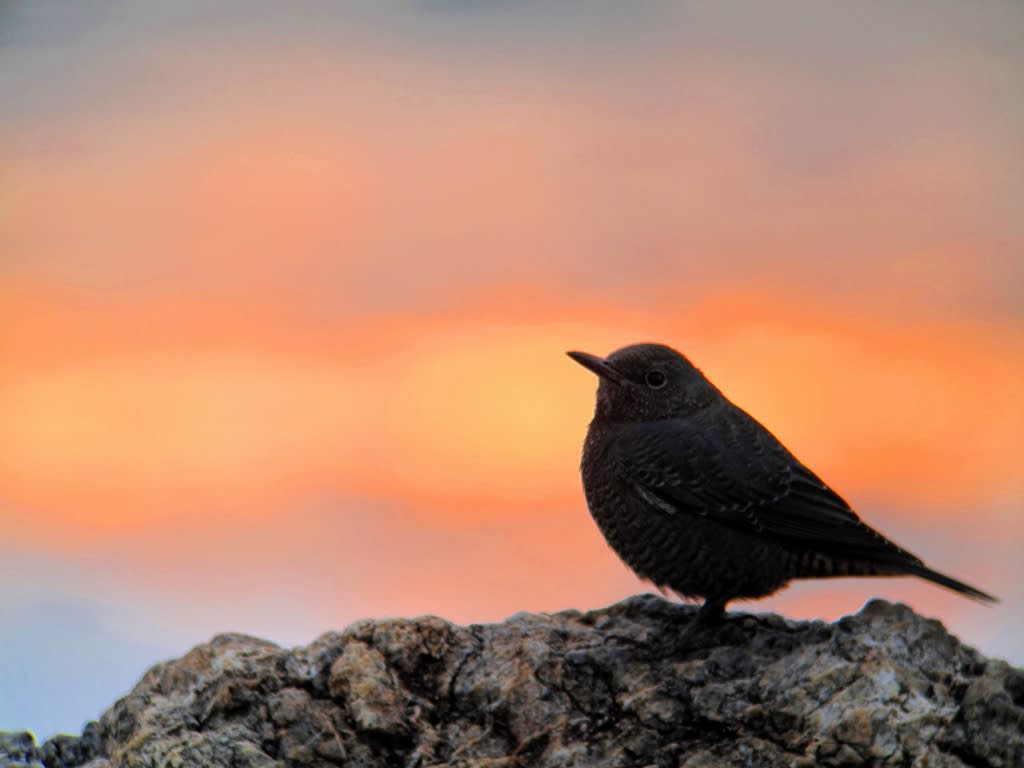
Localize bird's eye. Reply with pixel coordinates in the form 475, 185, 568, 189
645, 370, 667, 389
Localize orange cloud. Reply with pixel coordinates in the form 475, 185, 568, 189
2, 283, 1021, 557
1, 30, 1020, 603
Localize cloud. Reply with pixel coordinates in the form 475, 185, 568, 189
2, 2, 1022, 320
2, 287, 1021, 549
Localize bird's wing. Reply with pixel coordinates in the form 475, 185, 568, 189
614, 409, 923, 566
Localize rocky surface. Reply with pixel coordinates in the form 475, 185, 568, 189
3, 596, 1022, 767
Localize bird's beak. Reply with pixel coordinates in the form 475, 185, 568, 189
566, 350, 627, 385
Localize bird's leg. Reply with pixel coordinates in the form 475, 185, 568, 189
693, 598, 726, 627
671, 599, 728, 652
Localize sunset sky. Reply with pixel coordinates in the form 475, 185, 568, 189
2, 2, 1023, 738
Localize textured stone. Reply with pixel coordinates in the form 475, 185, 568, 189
0, 731, 45, 768
3, 596, 1021, 767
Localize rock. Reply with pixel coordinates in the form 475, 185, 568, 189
3, 596, 1022, 767
0, 731, 45, 768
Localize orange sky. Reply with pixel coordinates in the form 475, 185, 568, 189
1, 0, 1022, 738
3, 285, 1023, 545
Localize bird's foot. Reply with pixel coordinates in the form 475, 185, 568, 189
670, 599, 749, 654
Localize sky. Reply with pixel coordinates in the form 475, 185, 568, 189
2, 0, 1023, 739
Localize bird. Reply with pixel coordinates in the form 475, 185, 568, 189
567, 342, 995, 625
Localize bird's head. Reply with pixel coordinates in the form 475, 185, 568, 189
567, 342, 718, 422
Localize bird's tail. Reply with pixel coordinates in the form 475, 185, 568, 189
910, 565, 997, 603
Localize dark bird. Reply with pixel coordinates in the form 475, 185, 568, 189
568, 342, 995, 624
